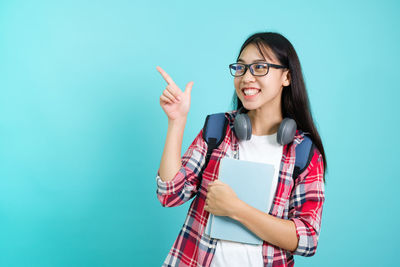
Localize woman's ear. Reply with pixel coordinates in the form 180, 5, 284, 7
282, 70, 291, 87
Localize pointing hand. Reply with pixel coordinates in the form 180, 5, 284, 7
156, 66, 194, 121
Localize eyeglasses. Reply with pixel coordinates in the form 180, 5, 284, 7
229, 62, 288, 77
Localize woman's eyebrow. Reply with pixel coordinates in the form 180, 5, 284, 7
237, 58, 267, 63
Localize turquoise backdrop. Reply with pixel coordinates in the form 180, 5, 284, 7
0, 0, 398, 266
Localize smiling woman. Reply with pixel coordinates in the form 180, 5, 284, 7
155, 32, 327, 267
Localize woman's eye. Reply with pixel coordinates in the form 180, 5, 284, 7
255, 64, 267, 69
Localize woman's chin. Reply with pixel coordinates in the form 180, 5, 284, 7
241, 102, 259, 111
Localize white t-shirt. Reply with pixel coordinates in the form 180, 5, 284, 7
210, 132, 283, 267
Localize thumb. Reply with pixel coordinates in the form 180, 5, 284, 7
184, 81, 194, 95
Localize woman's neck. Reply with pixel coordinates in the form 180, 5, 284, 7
247, 106, 283, 136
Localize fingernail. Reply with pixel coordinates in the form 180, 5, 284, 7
177, 96, 181, 101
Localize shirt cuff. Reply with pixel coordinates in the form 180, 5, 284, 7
155, 168, 187, 195
289, 217, 317, 256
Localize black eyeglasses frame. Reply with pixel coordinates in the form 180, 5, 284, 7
229, 62, 288, 77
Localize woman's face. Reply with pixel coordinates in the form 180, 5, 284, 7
234, 43, 290, 111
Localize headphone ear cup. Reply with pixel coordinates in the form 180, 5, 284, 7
234, 113, 252, 141
277, 118, 297, 145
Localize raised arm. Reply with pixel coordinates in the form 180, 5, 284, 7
156, 66, 194, 182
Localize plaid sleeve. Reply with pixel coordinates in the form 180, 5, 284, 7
156, 129, 207, 207
288, 146, 325, 257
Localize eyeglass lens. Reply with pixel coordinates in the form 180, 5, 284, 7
230, 63, 268, 76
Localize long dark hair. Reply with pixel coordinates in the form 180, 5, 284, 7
232, 32, 327, 180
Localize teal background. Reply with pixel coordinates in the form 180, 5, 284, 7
0, 0, 398, 266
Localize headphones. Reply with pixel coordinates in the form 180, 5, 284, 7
233, 107, 297, 145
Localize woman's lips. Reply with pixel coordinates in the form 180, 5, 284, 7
242, 87, 261, 100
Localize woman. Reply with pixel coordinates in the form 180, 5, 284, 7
155, 32, 327, 267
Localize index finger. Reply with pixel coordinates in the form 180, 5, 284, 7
156, 66, 176, 85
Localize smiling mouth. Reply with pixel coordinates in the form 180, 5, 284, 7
242, 88, 261, 96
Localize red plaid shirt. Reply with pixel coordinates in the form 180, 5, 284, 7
156, 110, 325, 267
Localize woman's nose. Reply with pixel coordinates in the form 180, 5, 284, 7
242, 68, 256, 82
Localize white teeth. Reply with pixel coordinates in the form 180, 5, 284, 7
243, 89, 260, 96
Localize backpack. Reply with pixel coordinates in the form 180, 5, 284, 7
201, 113, 314, 181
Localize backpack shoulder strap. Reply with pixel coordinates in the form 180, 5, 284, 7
202, 113, 228, 166
293, 133, 315, 181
